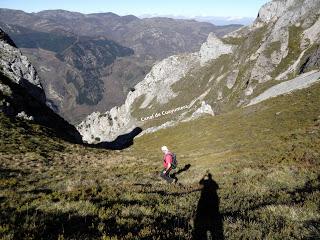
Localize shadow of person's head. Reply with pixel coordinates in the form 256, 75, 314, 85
200, 172, 216, 185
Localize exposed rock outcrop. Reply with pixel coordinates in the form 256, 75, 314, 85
299, 46, 320, 73
247, 70, 320, 106
199, 33, 234, 65
0, 28, 16, 47
191, 101, 215, 118
78, 0, 320, 143
0, 28, 45, 102
0, 28, 82, 143
77, 33, 234, 143
246, 0, 320, 84
256, 0, 295, 23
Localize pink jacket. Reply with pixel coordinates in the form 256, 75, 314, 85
163, 152, 173, 168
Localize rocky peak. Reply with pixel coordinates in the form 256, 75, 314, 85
256, 0, 319, 24
199, 32, 234, 65
257, 0, 292, 23
245, 0, 320, 84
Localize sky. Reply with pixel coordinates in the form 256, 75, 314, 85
1, 0, 270, 18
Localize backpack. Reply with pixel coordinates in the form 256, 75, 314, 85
169, 152, 177, 169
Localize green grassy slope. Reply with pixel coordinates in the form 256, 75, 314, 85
130, 82, 320, 239
1, 82, 320, 239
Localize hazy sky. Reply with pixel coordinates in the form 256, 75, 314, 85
1, 0, 270, 17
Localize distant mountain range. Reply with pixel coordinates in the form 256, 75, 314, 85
139, 14, 255, 25
0, 8, 241, 123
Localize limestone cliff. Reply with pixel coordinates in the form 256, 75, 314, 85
77, 33, 234, 143
0, 28, 82, 143
0, 28, 45, 102
78, 0, 320, 143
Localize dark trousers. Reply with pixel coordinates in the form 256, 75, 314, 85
160, 168, 174, 183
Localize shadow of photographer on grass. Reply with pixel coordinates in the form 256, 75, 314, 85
193, 172, 224, 240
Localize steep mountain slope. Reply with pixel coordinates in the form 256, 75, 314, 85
1, 2, 320, 237
77, 33, 234, 143
0, 9, 241, 123
1, 72, 320, 239
128, 80, 320, 240
78, 0, 320, 144
0, 28, 82, 143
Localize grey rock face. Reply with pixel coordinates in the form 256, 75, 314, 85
192, 101, 215, 118
299, 46, 320, 73
199, 33, 234, 65
256, 0, 319, 24
247, 0, 320, 85
247, 70, 320, 106
257, 0, 293, 23
303, 15, 320, 45
226, 70, 239, 89
0, 28, 82, 143
0, 28, 45, 102
0, 28, 17, 47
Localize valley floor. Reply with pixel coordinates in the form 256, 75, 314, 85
1, 83, 320, 239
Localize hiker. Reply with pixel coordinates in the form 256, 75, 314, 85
160, 146, 176, 183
